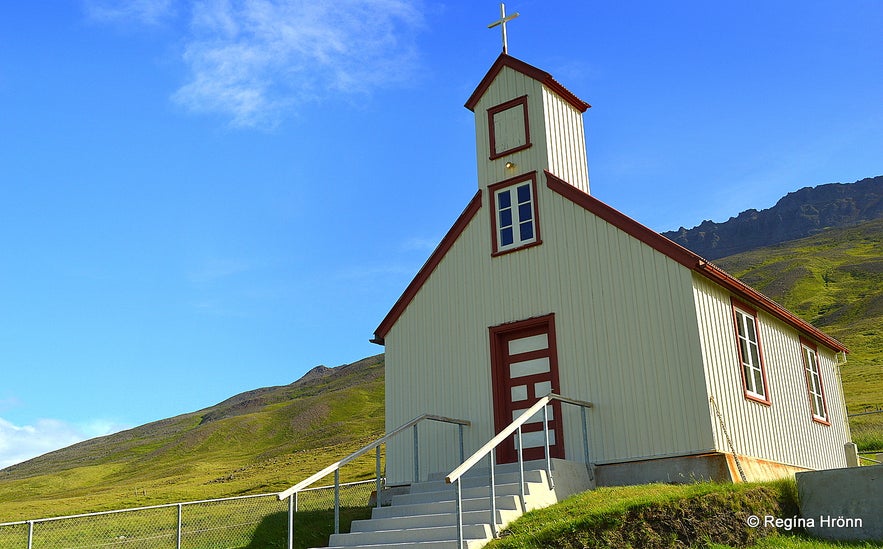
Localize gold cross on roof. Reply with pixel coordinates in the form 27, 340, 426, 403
488, 3, 520, 54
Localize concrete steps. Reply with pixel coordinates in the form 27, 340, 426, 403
316, 466, 554, 549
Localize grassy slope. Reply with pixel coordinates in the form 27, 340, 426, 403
0, 355, 386, 522
485, 481, 877, 549
715, 218, 883, 450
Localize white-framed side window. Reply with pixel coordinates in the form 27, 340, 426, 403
800, 338, 829, 424
731, 300, 770, 404
489, 173, 541, 255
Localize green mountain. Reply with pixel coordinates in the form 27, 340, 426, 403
0, 355, 385, 522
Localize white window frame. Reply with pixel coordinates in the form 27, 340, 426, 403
732, 302, 769, 403
491, 175, 540, 254
801, 340, 829, 424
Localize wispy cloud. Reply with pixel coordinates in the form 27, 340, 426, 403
0, 417, 128, 470
400, 236, 440, 252
187, 258, 252, 285
171, 0, 426, 128
84, 0, 177, 25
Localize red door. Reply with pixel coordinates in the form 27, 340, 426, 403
489, 314, 564, 464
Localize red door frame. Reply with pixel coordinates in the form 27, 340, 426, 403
489, 313, 565, 464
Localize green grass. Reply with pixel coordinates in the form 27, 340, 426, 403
485, 481, 795, 549
485, 480, 880, 549
710, 534, 880, 548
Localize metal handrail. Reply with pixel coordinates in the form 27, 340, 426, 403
276, 413, 470, 549
278, 413, 470, 500
445, 393, 593, 547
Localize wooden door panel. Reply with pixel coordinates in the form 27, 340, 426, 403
489, 314, 564, 464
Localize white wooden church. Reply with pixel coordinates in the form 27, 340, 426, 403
371, 51, 852, 489
309, 36, 854, 549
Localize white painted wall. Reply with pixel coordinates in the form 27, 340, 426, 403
383, 183, 716, 483
692, 274, 850, 471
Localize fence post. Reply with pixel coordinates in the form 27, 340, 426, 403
177, 503, 183, 549
27, 520, 33, 549
334, 469, 340, 535
288, 493, 295, 549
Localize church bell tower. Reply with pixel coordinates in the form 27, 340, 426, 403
465, 53, 592, 197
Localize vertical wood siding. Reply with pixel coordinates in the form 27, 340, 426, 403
692, 274, 850, 471
542, 88, 590, 194
383, 180, 716, 483
474, 67, 592, 195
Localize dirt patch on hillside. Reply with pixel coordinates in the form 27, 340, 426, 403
525, 486, 794, 549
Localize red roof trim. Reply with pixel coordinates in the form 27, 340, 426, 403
545, 172, 698, 269
465, 54, 590, 113
372, 190, 483, 343
544, 171, 849, 354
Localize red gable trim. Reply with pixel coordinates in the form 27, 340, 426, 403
544, 171, 848, 354
465, 54, 590, 113
372, 190, 483, 344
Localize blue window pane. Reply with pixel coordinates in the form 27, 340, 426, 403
501, 227, 514, 246
516, 183, 531, 203
497, 190, 511, 209
520, 221, 534, 241
500, 208, 512, 228
518, 203, 533, 221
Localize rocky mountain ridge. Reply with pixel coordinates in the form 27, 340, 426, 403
663, 175, 883, 259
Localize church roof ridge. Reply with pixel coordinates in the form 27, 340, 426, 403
464, 53, 591, 113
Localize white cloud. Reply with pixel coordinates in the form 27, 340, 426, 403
0, 417, 127, 470
171, 0, 426, 127
400, 236, 440, 252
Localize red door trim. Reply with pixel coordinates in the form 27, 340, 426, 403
489, 313, 564, 463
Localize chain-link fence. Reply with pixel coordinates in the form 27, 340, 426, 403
0, 480, 376, 549
288, 480, 376, 549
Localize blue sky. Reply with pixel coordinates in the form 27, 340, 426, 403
1, 0, 881, 469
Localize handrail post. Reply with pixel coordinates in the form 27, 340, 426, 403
489, 451, 498, 538
458, 423, 465, 463
516, 426, 526, 511
581, 406, 590, 466
287, 493, 296, 549
543, 404, 554, 490
455, 479, 464, 549
334, 469, 340, 535
375, 446, 382, 508
176, 503, 183, 549
413, 424, 419, 482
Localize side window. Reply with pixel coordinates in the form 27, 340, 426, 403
801, 338, 829, 424
732, 300, 770, 404
490, 174, 541, 255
